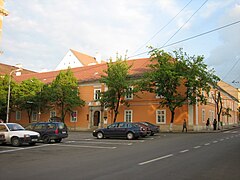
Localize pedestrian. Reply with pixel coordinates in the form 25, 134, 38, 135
206, 118, 210, 130
182, 119, 187, 132
213, 119, 217, 130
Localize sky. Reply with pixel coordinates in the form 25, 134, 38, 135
1, 0, 240, 88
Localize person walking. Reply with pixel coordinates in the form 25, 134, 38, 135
206, 118, 210, 130
182, 119, 187, 132
213, 119, 217, 130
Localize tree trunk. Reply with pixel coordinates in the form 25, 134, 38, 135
169, 110, 175, 132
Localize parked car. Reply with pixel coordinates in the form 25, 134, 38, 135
0, 123, 40, 146
132, 122, 150, 137
93, 122, 143, 140
25, 122, 68, 143
139, 122, 160, 136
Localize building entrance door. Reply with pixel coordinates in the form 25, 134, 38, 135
93, 111, 100, 126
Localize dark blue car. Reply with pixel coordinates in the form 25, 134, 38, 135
93, 122, 142, 140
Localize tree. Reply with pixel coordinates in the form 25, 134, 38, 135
99, 56, 133, 122
12, 78, 44, 123
0, 75, 10, 120
49, 69, 85, 122
212, 91, 223, 129
222, 107, 232, 127
142, 48, 220, 130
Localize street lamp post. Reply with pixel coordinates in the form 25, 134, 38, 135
6, 65, 22, 123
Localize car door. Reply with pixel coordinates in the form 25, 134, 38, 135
116, 122, 128, 137
34, 123, 47, 138
104, 123, 118, 137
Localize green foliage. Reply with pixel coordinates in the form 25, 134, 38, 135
141, 47, 220, 123
12, 78, 44, 122
50, 69, 85, 122
99, 56, 133, 122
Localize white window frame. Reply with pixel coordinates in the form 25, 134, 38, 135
124, 110, 133, 122
125, 86, 133, 100
156, 109, 166, 124
50, 111, 56, 118
94, 89, 101, 100
202, 109, 205, 122
32, 111, 38, 122
70, 111, 77, 122
16, 111, 21, 121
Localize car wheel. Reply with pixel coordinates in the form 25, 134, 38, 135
29, 142, 36, 146
126, 132, 134, 140
43, 135, 51, 143
54, 138, 62, 143
11, 137, 21, 147
97, 132, 104, 139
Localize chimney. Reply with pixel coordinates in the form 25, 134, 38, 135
95, 52, 101, 64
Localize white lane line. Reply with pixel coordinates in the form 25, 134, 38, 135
213, 141, 218, 143
0, 144, 51, 154
180, 149, 189, 153
225, 137, 229, 140
138, 154, 173, 166
65, 141, 132, 146
54, 144, 116, 149
204, 143, 210, 146
194, 146, 201, 149
223, 131, 231, 133
220, 139, 224, 141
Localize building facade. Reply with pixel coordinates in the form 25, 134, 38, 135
9, 58, 239, 132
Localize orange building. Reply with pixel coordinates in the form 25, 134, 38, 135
10, 58, 239, 132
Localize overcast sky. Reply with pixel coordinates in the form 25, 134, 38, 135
1, 0, 240, 88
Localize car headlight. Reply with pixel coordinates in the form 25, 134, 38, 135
93, 130, 96, 133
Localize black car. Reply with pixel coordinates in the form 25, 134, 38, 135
25, 122, 68, 143
93, 122, 142, 140
139, 122, 160, 136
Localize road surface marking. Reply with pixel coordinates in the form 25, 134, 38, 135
138, 154, 173, 165
223, 131, 231, 133
54, 144, 116, 149
204, 143, 210, 146
213, 141, 218, 143
0, 144, 51, 154
225, 137, 229, 140
220, 139, 224, 141
194, 146, 201, 149
65, 141, 132, 145
180, 149, 189, 153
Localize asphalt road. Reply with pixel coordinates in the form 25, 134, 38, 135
0, 128, 240, 180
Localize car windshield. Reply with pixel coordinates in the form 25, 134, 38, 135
57, 123, 65, 129
7, 124, 25, 131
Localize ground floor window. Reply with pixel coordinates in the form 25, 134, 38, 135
16, 111, 21, 121
32, 111, 37, 122
50, 111, 56, 118
202, 109, 205, 122
156, 109, 166, 124
124, 110, 132, 122
70, 111, 77, 122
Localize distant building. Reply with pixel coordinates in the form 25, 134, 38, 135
55, 49, 100, 70
0, 0, 8, 51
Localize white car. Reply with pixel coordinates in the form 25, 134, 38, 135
0, 123, 40, 146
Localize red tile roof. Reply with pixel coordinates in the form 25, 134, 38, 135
14, 58, 151, 84
0, 63, 36, 76
70, 49, 98, 66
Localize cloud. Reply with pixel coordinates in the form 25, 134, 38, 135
207, 3, 240, 87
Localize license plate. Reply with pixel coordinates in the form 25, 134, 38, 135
62, 131, 66, 134
32, 139, 38, 142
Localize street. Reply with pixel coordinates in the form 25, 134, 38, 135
0, 128, 240, 180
